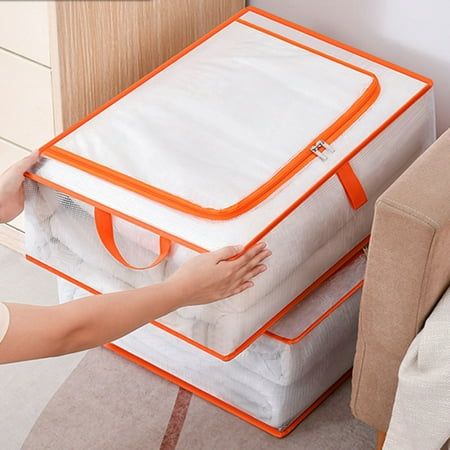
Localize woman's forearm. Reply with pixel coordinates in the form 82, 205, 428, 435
58, 281, 184, 353
0, 243, 270, 364
0, 153, 271, 365
0, 281, 183, 364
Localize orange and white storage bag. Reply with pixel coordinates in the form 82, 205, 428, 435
57, 250, 366, 436
25, 7, 435, 361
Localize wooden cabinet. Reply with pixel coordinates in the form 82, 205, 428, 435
0, 0, 244, 252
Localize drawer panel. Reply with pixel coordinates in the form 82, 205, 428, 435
0, 138, 30, 231
0, 1, 51, 66
0, 48, 54, 150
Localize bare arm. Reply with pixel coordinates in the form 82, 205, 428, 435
0, 243, 270, 364
0, 152, 271, 364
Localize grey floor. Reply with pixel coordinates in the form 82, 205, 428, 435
0, 245, 85, 450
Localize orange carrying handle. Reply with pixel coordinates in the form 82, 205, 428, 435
94, 208, 171, 270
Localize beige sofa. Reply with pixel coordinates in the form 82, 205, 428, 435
351, 129, 450, 447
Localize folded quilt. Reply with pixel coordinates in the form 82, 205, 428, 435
57, 251, 363, 429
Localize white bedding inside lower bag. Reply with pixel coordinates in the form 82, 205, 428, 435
26, 93, 433, 357
56, 260, 362, 430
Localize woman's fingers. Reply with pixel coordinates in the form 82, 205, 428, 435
234, 249, 271, 280
233, 242, 267, 267
212, 245, 243, 263
211, 242, 269, 267
8, 151, 39, 177
1, 151, 39, 191
17, 151, 39, 172
231, 281, 254, 296
244, 249, 271, 272
242, 264, 267, 282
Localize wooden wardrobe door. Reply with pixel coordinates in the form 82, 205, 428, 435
55, 0, 245, 127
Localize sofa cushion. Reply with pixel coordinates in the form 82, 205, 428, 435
351, 129, 450, 431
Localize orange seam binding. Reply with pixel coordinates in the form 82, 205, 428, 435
24, 236, 370, 361
39, 14, 381, 221
35, 7, 431, 221
266, 280, 364, 345
25, 255, 101, 295
26, 253, 355, 436
104, 342, 352, 438
245, 6, 433, 86
36, 7, 250, 156
25, 172, 207, 255
27, 8, 432, 252
243, 85, 431, 252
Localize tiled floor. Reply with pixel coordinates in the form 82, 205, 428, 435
0, 245, 85, 450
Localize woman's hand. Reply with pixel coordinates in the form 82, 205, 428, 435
0, 152, 39, 223
0, 243, 271, 364
166, 242, 271, 307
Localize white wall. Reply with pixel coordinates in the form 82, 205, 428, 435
250, 0, 450, 135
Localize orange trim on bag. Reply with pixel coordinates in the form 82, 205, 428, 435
149, 236, 368, 360
266, 280, 364, 345
246, 6, 433, 86
105, 342, 352, 438
39, 33, 380, 221
25, 255, 100, 295
243, 84, 431, 251
266, 248, 365, 344
36, 7, 248, 154
26, 251, 355, 435
25, 172, 207, 255
34, 7, 432, 221
25, 236, 369, 361
336, 162, 368, 209
26, 7, 433, 251
94, 207, 172, 270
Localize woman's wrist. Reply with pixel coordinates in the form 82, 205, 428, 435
155, 279, 188, 314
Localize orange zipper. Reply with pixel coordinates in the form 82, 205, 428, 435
40, 20, 381, 221
264, 249, 366, 345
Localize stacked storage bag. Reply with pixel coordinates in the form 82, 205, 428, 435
57, 251, 366, 436
25, 6, 435, 435
25, 7, 435, 360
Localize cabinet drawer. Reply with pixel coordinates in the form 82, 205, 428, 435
0, 1, 51, 66
0, 48, 54, 150
0, 138, 29, 231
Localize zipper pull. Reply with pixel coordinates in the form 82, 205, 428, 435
310, 141, 328, 161
319, 140, 335, 153
310, 140, 336, 161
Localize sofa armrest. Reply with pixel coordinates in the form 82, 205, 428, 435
351, 129, 450, 431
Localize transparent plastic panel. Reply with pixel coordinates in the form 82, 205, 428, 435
58, 273, 361, 431
25, 176, 369, 357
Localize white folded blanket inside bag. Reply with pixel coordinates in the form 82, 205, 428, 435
57, 252, 366, 431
